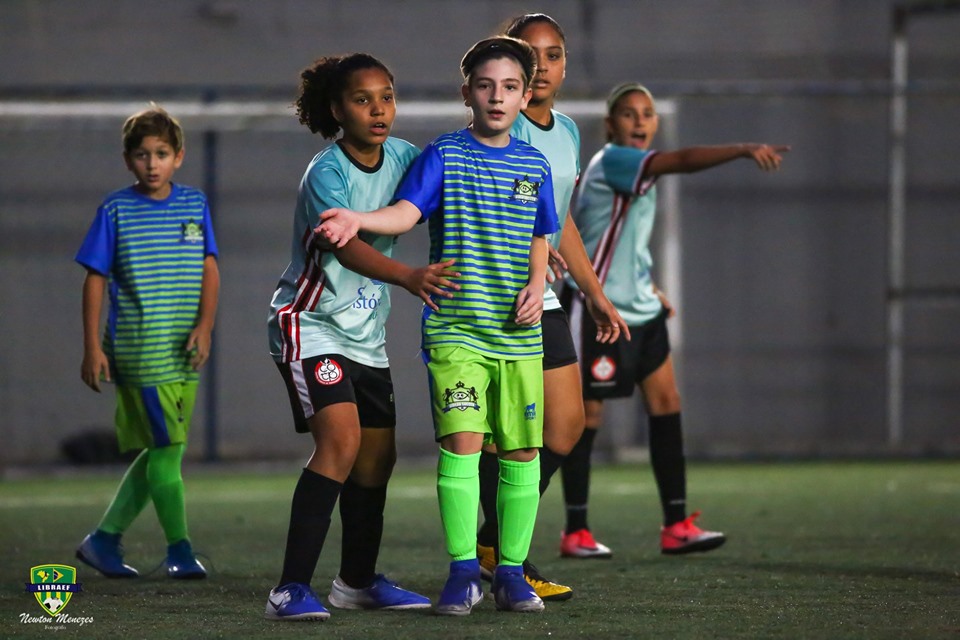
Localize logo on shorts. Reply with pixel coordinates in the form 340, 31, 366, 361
442, 381, 480, 413
590, 356, 616, 382
26, 565, 81, 615
314, 358, 343, 385
511, 176, 541, 203
524, 403, 537, 421
181, 219, 203, 243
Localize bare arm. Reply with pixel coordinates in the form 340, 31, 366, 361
186, 255, 220, 370
558, 217, 631, 343
515, 235, 549, 326
334, 237, 460, 311
647, 143, 789, 177
317, 199, 423, 248
80, 271, 110, 391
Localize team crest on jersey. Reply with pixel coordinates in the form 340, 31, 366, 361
26, 565, 81, 615
314, 358, 343, 385
181, 219, 203, 243
511, 176, 541, 203
591, 355, 616, 382
441, 381, 480, 413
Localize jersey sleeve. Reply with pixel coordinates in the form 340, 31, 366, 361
393, 142, 443, 220
601, 145, 659, 196
201, 199, 219, 259
533, 166, 559, 237
303, 164, 350, 227
75, 203, 115, 276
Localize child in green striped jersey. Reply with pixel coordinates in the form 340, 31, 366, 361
318, 36, 557, 615
75, 106, 220, 580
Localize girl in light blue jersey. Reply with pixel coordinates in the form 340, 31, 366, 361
264, 53, 457, 622
560, 82, 788, 557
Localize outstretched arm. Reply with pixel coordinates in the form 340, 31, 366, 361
559, 217, 631, 343
647, 143, 789, 177
334, 237, 460, 311
80, 271, 110, 391
317, 199, 422, 248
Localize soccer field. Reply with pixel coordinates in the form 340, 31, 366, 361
2, 461, 957, 639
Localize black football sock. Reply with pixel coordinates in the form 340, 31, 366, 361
476, 450, 500, 548
561, 427, 598, 534
538, 445, 566, 496
277, 468, 342, 589
649, 413, 686, 526
338, 478, 387, 588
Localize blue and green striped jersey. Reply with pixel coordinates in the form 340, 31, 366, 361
511, 110, 580, 311
395, 129, 559, 360
268, 138, 420, 366
567, 143, 662, 325
75, 183, 218, 386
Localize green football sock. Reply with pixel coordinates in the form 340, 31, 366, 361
146, 444, 189, 545
98, 449, 150, 535
497, 455, 541, 566
437, 448, 481, 561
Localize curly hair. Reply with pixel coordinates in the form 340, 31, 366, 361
295, 53, 394, 139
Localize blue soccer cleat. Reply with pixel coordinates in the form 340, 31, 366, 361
165, 539, 207, 579
492, 564, 545, 613
75, 530, 139, 578
435, 559, 483, 616
264, 582, 330, 621
328, 574, 431, 610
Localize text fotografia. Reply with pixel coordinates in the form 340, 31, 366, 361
19, 612, 94, 626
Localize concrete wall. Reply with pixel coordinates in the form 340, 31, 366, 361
2, 1, 959, 464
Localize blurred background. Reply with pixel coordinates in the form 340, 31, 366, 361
1, 0, 958, 467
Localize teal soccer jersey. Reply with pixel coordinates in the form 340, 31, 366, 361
268, 138, 420, 366
75, 183, 219, 386
568, 143, 662, 326
511, 111, 580, 311
395, 129, 559, 360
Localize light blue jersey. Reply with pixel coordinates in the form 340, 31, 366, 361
268, 138, 420, 366
511, 110, 580, 311
567, 143, 662, 326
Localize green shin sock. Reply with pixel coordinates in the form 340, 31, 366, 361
146, 444, 189, 544
497, 455, 541, 566
437, 448, 481, 561
98, 449, 150, 534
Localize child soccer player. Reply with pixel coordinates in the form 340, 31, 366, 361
559, 82, 789, 556
318, 36, 558, 615
75, 106, 219, 580
474, 13, 631, 599
264, 53, 452, 621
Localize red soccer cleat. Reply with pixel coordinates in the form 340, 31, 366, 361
660, 511, 726, 555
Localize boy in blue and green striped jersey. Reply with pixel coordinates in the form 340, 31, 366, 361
317, 37, 557, 615
75, 106, 219, 580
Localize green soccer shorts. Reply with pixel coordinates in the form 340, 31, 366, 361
115, 381, 199, 451
425, 346, 543, 452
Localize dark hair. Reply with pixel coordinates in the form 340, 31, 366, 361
460, 36, 537, 87
122, 104, 184, 154
503, 12, 566, 44
295, 53, 394, 139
